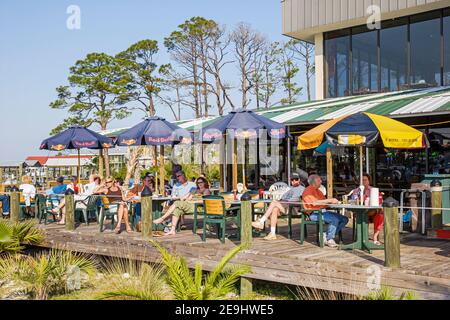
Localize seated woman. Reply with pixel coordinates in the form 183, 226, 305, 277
19, 175, 36, 217
153, 177, 211, 236
95, 177, 131, 234
351, 173, 384, 245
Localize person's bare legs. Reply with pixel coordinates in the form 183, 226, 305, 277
57, 206, 66, 225
123, 206, 131, 232
269, 207, 281, 230
114, 205, 124, 233
252, 201, 283, 230
154, 203, 176, 224
165, 215, 180, 236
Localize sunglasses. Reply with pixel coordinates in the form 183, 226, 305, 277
106, 180, 113, 184
176, 175, 183, 178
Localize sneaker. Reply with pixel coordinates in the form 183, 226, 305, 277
326, 239, 338, 248
252, 221, 264, 230
263, 233, 277, 241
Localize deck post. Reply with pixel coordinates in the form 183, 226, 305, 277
240, 200, 252, 250
10, 192, 20, 223
430, 179, 443, 230
383, 197, 400, 269
65, 193, 75, 231
141, 187, 153, 238
240, 277, 253, 297
326, 148, 333, 198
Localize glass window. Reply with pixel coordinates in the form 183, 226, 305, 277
444, 9, 450, 86
410, 12, 441, 87
380, 19, 408, 92
352, 27, 378, 94
325, 31, 350, 98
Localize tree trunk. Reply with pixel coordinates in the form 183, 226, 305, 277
306, 55, 311, 101
103, 148, 111, 177
125, 147, 143, 187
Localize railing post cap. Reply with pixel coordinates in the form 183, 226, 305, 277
383, 197, 399, 208
430, 179, 442, 187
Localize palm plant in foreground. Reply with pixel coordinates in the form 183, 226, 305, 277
96, 258, 170, 300
0, 220, 44, 255
0, 249, 97, 300
150, 241, 251, 300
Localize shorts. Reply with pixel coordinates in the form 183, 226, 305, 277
173, 201, 195, 218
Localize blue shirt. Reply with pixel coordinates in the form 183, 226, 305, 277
46, 184, 67, 196
172, 181, 196, 199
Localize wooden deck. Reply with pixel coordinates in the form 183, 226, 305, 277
35, 218, 450, 300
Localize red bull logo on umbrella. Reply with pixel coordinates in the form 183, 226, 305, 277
50, 144, 66, 151
121, 139, 137, 146
73, 140, 96, 147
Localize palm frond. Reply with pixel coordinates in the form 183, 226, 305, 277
209, 264, 252, 300
205, 245, 244, 288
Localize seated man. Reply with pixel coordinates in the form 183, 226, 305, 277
252, 173, 305, 241
302, 174, 348, 248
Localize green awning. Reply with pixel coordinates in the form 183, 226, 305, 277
100, 86, 450, 137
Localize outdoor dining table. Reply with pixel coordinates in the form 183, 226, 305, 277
328, 203, 384, 253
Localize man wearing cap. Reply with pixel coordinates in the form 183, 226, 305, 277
252, 173, 305, 240
171, 171, 196, 201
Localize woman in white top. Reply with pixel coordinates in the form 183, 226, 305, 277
19, 175, 36, 216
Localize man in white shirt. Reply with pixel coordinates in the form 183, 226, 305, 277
252, 173, 305, 240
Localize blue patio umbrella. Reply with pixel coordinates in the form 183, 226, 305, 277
115, 116, 192, 147
40, 125, 114, 184
200, 109, 286, 191
201, 109, 286, 142
115, 116, 192, 195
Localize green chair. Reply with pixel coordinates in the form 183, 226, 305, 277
36, 194, 58, 225
75, 195, 101, 226
98, 197, 117, 232
299, 202, 325, 248
202, 195, 241, 244
298, 202, 343, 247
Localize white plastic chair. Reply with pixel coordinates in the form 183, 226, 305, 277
269, 182, 290, 200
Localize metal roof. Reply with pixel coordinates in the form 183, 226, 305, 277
100, 86, 450, 136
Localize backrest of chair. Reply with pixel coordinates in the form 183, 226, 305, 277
203, 195, 225, 216
87, 195, 101, 209
269, 182, 289, 192
250, 194, 264, 209
220, 193, 235, 209
36, 194, 46, 211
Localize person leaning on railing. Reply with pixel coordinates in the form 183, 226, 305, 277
0, 193, 10, 217
302, 174, 348, 248
19, 175, 36, 217
153, 177, 211, 236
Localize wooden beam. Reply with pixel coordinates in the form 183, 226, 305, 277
431, 185, 443, 230
65, 194, 75, 231
384, 201, 400, 269
10, 192, 20, 223
240, 277, 253, 297
141, 195, 153, 238
240, 200, 252, 249
326, 148, 333, 199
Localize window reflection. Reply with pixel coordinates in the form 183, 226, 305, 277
325, 32, 350, 98
410, 13, 441, 87
352, 28, 378, 95
444, 10, 450, 86
380, 21, 408, 92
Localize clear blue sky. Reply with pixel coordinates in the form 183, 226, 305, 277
0, 0, 305, 162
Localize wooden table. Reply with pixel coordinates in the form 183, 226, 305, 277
329, 204, 384, 253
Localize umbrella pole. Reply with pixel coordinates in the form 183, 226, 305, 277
159, 145, 165, 196
326, 147, 333, 199
242, 140, 246, 192
232, 138, 238, 191
77, 148, 81, 187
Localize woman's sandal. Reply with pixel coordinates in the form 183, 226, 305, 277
56, 221, 65, 225
114, 228, 121, 234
